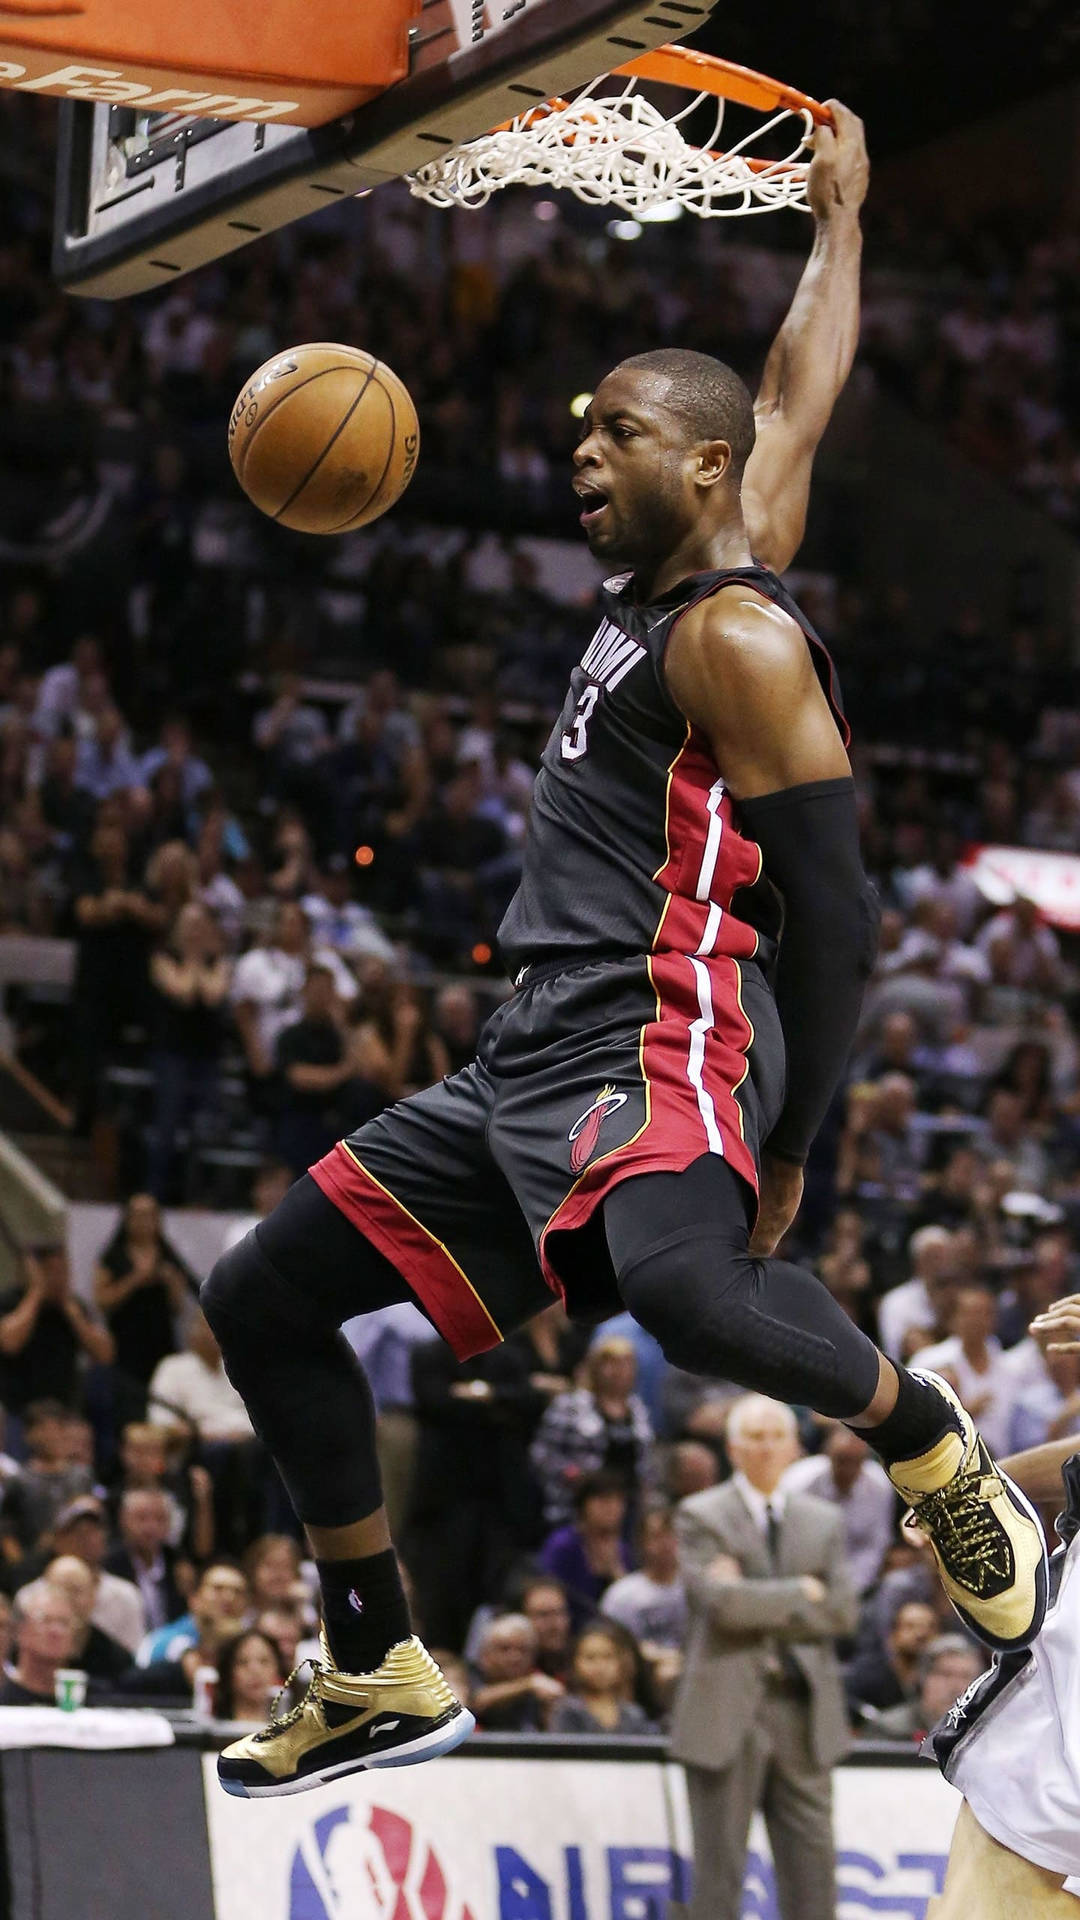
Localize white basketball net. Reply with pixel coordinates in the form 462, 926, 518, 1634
405, 73, 816, 219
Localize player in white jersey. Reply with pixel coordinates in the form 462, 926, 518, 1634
925, 1279, 1080, 1916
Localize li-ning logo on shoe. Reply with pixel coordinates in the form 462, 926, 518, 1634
568, 1084, 627, 1173
347, 1589, 364, 1615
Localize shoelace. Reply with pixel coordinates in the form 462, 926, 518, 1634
252, 1657, 324, 1742
913, 1467, 1006, 1574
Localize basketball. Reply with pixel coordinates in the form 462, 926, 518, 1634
227, 342, 419, 535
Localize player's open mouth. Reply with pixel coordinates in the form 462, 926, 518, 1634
574, 483, 610, 528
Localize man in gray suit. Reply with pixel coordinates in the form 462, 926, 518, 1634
669, 1394, 860, 1920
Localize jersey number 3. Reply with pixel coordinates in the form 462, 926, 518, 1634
561, 684, 600, 762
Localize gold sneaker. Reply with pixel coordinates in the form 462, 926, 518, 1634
217, 1635, 474, 1798
889, 1369, 1049, 1653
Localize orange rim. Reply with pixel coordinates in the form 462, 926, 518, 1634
614, 46, 833, 127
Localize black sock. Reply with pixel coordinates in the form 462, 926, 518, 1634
317, 1549, 412, 1672
857, 1366, 961, 1467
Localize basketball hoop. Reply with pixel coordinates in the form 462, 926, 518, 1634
406, 45, 831, 221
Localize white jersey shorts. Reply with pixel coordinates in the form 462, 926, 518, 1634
927, 1455, 1080, 1894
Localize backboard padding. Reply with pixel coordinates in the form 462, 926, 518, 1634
54, 0, 719, 298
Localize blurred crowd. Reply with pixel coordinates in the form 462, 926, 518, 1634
0, 90, 1079, 1744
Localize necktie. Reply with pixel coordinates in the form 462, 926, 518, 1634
765, 1502, 805, 1689
766, 1501, 782, 1570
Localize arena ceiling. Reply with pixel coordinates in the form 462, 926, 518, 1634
696, 0, 1080, 155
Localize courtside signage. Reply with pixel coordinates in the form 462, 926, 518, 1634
202, 1755, 961, 1919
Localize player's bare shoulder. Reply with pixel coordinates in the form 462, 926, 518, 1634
666, 582, 817, 728
665, 583, 849, 796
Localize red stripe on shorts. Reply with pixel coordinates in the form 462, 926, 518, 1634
539, 953, 758, 1292
310, 1141, 501, 1359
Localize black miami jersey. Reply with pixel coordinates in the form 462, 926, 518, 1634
498, 564, 850, 978
316, 565, 850, 1355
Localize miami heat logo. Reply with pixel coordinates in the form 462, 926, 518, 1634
568, 1084, 627, 1173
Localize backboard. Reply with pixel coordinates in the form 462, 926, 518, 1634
50, 0, 719, 300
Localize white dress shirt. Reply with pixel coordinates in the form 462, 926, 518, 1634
781, 1453, 896, 1594
147, 1352, 253, 1440
732, 1473, 786, 1538
909, 1334, 1019, 1455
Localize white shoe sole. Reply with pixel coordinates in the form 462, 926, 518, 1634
218, 1706, 476, 1799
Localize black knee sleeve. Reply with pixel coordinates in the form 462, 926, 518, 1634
613, 1223, 881, 1421
200, 1213, 391, 1529
201, 1230, 327, 1342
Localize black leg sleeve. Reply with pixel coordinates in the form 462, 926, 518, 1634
604, 1154, 882, 1419
200, 1175, 416, 1529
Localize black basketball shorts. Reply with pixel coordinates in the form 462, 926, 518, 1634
311, 952, 785, 1358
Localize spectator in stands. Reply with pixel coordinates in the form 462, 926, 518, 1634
910, 1283, 1019, 1454
550, 1622, 655, 1734
348, 977, 449, 1104
519, 1575, 574, 1684
0, 1401, 94, 1557
38, 729, 93, 858
844, 1598, 938, 1726
866, 1071, 929, 1200
430, 983, 483, 1077
229, 900, 355, 1090
666, 1441, 722, 1502
300, 853, 396, 966
470, 1614, 564, 1731
976, 1087, 1050, 1191
253, 675, 331, 815
43, 1554, 132, 1685
73, 703, 144, 807
274, 962, 357, 1173
530, 1336, 655, 1531
137, 714, 213, 817
414, 763, 517, 959
538, 1471, 630, 1626
93, 1193, 191, 1404
134, 1558, 250, 1672
782, 1426, 897, 1597
37, 1494, 146, 1654
243, 1536, 303, 1614
975, 897, 1063, 995
32, 635, 106, 743
334, 668, 429, 859
213, 1628, 285, 1723
105, 1420, 214, 1563
872, 1634, 986, 1744
257, 1603, 304, 1677
876, 1226, 959, 1363
1007, 1337, 1080, 1452
104, 1488, 188, 1634
146, 1310, 260, 1551
0, 1579, 78, 1705
266, 807, 316, 901
406, 1327, 552, 1649
601, 1503, 687, 1675
147, 902, 231, 1200
0, 1247, 114, 1414
69, 814, 162, 1124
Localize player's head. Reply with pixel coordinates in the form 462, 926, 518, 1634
572, 349, 755, 570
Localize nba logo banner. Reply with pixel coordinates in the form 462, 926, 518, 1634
202, 1756, 960, 1919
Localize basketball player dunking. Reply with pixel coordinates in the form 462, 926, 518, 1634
204, 106, 1049, 1798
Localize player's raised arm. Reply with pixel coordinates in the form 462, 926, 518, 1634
741, 102, 868, 575
665, 588, 878, 1252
